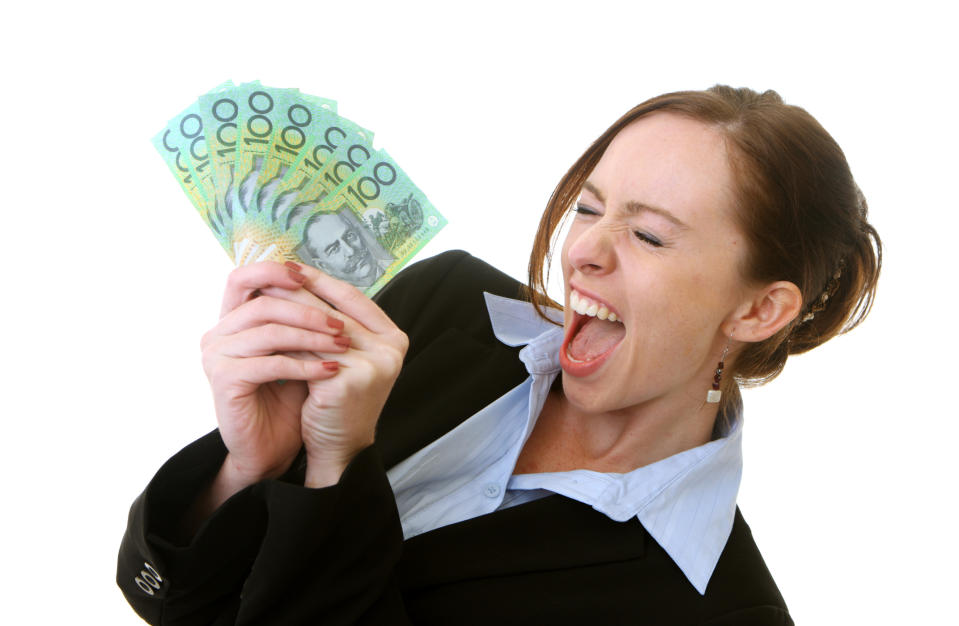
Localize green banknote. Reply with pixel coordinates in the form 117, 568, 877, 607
155, 81, 446, 295
232, 84, 336, 220
247, 91, 339, 226
296, 150, 447, 295
197, 86, 245, 252
152, 101, 233, 252
260, 114, 374, 231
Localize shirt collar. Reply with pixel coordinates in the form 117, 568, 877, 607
484, 292, 564, 345
483, 291, 743, 595
485, 292, 565, 376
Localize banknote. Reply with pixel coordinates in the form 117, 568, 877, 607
308, 150, 447, 294
257, 113, 374, 231
246, 91, 339, 227
152, 100, 235, 254
232, 84, 337, 220
156, 81, 446, 295
231, 149, 446, 295
197, 85, 247, 245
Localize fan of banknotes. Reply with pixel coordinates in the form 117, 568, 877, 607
153, 81, 446, 294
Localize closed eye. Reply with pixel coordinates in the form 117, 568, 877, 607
634, 231, 663, 247
577, 204, 663, 247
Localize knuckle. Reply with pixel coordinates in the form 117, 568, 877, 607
302, 305, 324, 329
226, 266, 247, 290
393, 329, 410, 354
199, 329, 214, 351
341, 286, 364, 307
300, 357, 321, 379
355, 358, 377, 378
206, 359, 226, 386
385, 354, 404, 377
200, 350, 213, 375
249, 294, 278, 321
266, 356, 286, 379
262, 322, 285, 342
200, 338, 223, 373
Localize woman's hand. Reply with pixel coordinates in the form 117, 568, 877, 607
257, 263, 410, 488
200, 262, 348, 489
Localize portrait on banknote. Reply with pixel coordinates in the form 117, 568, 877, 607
296, 207, 394, 288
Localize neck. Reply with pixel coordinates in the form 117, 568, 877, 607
515, 381, 720, 475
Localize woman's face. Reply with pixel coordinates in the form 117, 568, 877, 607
560, 113, 752, 416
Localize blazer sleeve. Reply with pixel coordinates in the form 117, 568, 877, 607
116, 250, 484, 625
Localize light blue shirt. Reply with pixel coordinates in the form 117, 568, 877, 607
386, 293, 743, 595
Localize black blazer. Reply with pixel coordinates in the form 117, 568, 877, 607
117, 250, 793, 625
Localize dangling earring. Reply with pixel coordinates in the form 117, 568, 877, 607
707, 336, 732, 404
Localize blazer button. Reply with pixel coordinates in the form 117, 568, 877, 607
134, 561, 163, 596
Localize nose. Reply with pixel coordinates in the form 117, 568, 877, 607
341, 233, 361, 255
565, 219, 617, 276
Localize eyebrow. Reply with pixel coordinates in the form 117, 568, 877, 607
582, 181, 689, 230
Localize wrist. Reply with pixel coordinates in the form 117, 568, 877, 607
303, 451, 357, 488
222, 453, 291, 488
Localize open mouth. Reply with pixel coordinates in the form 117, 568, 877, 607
560, 288, 626, 377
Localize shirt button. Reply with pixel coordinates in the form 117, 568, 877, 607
484, 483, 501, 498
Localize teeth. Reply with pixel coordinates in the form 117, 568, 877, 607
566, 289, 622, 323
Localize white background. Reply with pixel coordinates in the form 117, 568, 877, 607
1, 1, 956, 623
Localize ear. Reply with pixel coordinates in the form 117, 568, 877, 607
723, 281, 802, 342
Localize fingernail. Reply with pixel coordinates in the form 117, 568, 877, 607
285, 261, 303, 272
333, 335, 351, 348
322, 361, 339, 371
327, 315, 345, 330
288, 269, 307, 284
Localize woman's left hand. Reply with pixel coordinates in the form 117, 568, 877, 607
258, 262, 409, 488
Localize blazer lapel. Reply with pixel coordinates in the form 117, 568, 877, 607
375, 326, 528, 469
398, 494, 648, 591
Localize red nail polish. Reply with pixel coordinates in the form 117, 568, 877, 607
327, 315, 345, 330
322, 361, 339, 371
333, 335, 351, 348
285, 261, 303, 272
288, 269, 307, 284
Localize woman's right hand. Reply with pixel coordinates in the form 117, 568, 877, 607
199, 261, 348, 489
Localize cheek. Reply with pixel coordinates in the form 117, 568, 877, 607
560, 237, 575, 283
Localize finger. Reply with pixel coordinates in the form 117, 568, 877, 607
208, 295, 344, 341
216, 354, 341, 386
217, 324, 351, 358
288, 262, 396, 335
257, 284, 333, 312
255, 284, 385, 351
220, 261, 311, 317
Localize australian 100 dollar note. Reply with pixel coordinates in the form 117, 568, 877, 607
311, 150, 447, 295
262, 114, 375, 229
233, 149, 446, 296
154, 81, 446, 295
152, 100, 234, 256
196, 85, 247, 248
239, 90, 341, 231
231, 110, 374, 268
231, 84, 337, 222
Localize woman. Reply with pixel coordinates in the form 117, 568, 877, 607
118, 86, 881, 625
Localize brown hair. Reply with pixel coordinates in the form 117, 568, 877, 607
527, 86, 882, 412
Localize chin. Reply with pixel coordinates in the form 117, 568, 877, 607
560, 372, 617, 413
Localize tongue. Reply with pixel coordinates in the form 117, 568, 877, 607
568, 317, 626, 361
